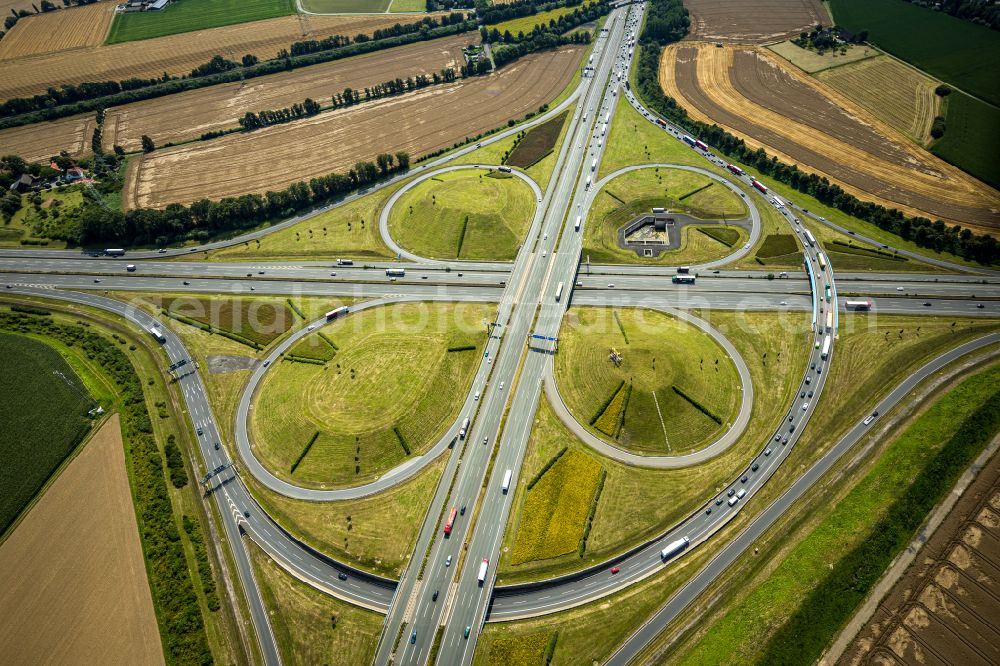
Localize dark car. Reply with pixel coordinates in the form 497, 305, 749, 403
432, 590, 439, 601
741, 475, 748, 483
811, 362, 816, 370
727, 489, 735, 497
977, 303, 985, 308
923, 302, 932, 307
197, 427, 203, 436
716, 497, 724, 505
460, 506, 466, 516
705, 507, 712, 515
337, 572, 348, 581
183, 280, 190, 285
782, 437, 789, 445
751, 462, 759, 472
214, 442, 220, 450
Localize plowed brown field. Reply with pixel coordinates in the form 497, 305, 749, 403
661, 44, 1000, 233
0, 416, 164, 666
123, 46, 582, 209
104, 33, 475, 152
0, 113, 96, 162
0, 13, 442, 102
0, 1, 115, 60
684, 0, 828, 43
816, 56, 939, 144
838, 447, 1000, 666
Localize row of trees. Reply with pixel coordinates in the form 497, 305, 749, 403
238, 98, 322, 131
903, 0, 999, 30
634, 0, 998, 265
476, 0, 584, 26
490, 23, 593, 69
480, 0, 607, 45
65, 151, 410, 246
0, 17, 477, 126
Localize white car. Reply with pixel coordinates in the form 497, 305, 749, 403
896, 286, 905, 291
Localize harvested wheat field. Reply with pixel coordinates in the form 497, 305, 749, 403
0, 1, 116, 60
816, 55, 940, 144
0, 415, 163, 666
684, 0, 828, 43
838, 444, 1000, 666
661, 44, 1000, 233
104, 32, 476, 152
0, 113, 96, 162
0, 13, 443, 102
124, 46, 582, 209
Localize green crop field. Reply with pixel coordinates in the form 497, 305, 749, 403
829, 0, 1000, 107
931, 91, 1000, 190
251, 302, 489, 487
511, 449, 603, 564
556, 307, 741, 456
492, 5, 581, 34
300, 0, 393, 12
107, 0, 295, 44
157, 295, 294, 347
675, 362, 1000, 665
505, 111, 570, 169
583, 167, 747, 265
390, 169, 536, 260
0, 332, 93, 536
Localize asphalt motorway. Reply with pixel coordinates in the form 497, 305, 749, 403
604, 331, 1000, 665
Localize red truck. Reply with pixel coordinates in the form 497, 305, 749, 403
726, 163, 745, 176
751, 179, 768, 194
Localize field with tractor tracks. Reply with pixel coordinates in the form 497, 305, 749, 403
123, 46, 583, 209
683, 0, 828, 43
0, 1, 116, 60
102, 32, 474, 152
0, 113, 96, 162
0, 13, 436, 102
660, 43, 1000, 234
814, 55, 940, 144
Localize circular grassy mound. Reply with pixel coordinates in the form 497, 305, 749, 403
389, 169, 536, 260
251, 302, 491, 488
554, 307, 741, 455
584, 167, 749, 264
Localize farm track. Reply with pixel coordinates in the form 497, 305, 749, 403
0, 1, 116, 60
0, 114, 96, 162
122, 46, 583, 209
103, 33, 476, 152
0, 13, 440, 102
661, 44, 1000, 233
683, 0, 827, 43
839, 447, 1000, 666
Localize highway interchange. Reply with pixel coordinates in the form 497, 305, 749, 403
4, 1, 1000, 664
